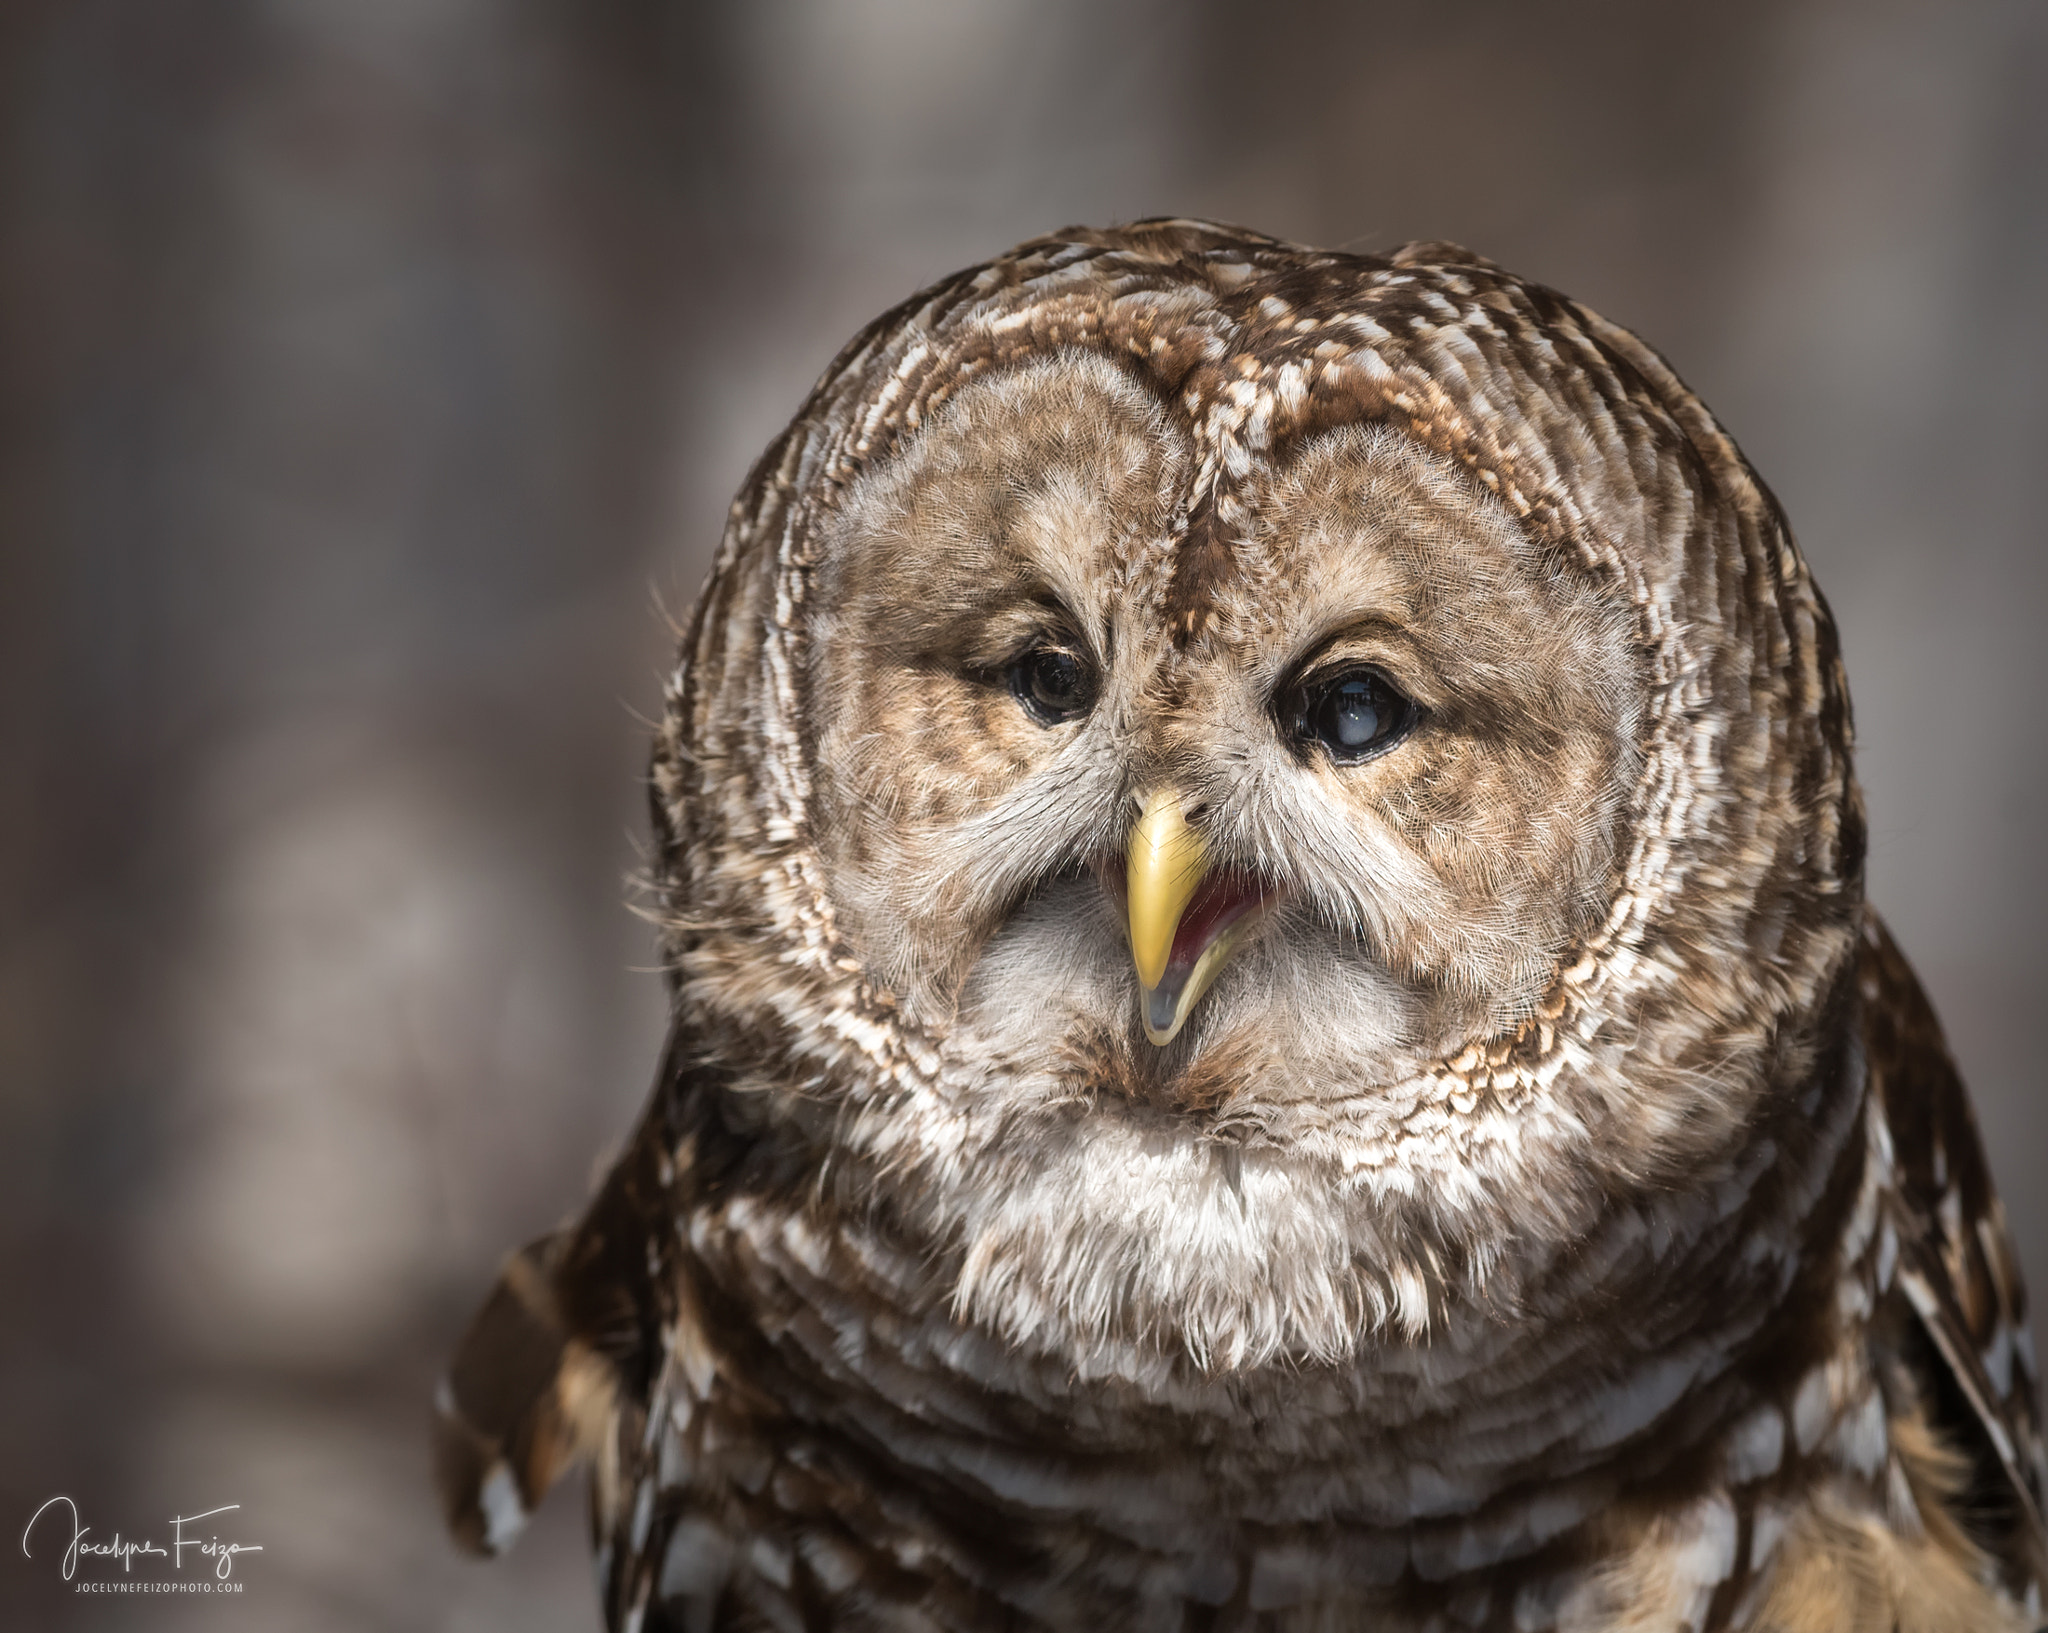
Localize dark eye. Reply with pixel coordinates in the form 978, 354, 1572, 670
1289, 666, 1417, 764
1008, 645, 1096, 726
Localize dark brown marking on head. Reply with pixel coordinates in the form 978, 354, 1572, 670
1164, 490, 1234, 645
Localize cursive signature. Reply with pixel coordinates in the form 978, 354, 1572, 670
22, 1496, 263, 1582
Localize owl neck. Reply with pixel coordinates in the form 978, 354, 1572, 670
657, 997, 1871, 1612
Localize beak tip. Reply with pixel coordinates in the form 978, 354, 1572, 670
1140, 983, 1186, 1047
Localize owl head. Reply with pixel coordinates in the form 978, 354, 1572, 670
651, 221, 1865, 1375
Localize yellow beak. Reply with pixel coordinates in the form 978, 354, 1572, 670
1126, 789, 1208, 992
1125, 790, 1271, 1045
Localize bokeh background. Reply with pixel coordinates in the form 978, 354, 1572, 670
4, 0, 2044, 1626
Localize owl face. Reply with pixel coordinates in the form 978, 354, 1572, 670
662, 225, 1859, 1374
811, 349, 1639, 1077
797, 352, 1642, 1366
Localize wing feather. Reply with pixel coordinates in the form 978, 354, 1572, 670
1861, 912, 2048, 1592
433, 1027, 691, 1558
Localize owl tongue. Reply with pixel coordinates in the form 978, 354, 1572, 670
1166, 871, 1271, 973
1143, 871, 1274, 1044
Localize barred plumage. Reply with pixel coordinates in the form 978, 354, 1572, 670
435, 221, 2045, 1631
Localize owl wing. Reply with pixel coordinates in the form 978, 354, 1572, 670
432, 1029, 687, 1559
1861, 913, 2048, 1591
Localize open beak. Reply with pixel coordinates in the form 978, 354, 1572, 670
1124, 789, 1273, 1046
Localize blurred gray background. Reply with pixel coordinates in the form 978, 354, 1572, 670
4, 0, 2043, 1626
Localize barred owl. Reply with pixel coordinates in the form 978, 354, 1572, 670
433, 221, 2047, 1632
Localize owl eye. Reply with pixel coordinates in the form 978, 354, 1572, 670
1008, 645, 1096, 726
1289, 666, 1417, 764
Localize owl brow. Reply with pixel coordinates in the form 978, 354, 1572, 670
957, 595, 1098, 672
1277, 619, 1428, 691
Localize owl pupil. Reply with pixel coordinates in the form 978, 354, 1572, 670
1010, 647, 1093, 725
1298, 668, 1413, 763
1332, 682, 1380, 745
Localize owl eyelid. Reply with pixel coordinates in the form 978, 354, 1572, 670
1000, 627, 1086, 662
960, 587, 1104, 668
968, 629, 1092, 683
1283, 656, 1409, 694
1271, 653, 1416, 713
1276, 614, 1421, 679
